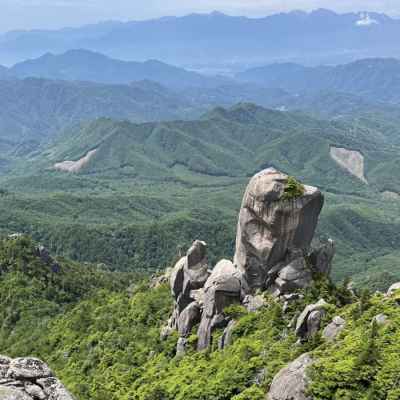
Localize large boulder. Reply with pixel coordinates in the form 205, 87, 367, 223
7, 358, 52, 380
234, 168, 324, 291
197, 259, 246, 350
295, 299, 328, 340
267, 353, 313, 400
0, 356, 74, 400
322, 316, 346, 341
165, 169, 329, 352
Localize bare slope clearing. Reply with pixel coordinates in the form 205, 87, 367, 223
54, 149, 97, 173
330, 146, 367, 183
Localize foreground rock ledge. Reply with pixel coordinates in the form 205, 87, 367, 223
0, 356, 74, 400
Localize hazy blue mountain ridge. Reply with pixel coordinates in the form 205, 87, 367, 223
10, 49, 230, 89
1, 10, 400, 68
237, 58, 400, 103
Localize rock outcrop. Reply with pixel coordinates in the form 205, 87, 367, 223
165, 169, 333, 351
322, 316, 346, 341
267, 353, 313, 400
234, 168, 324, 293
295, 299, 328, 340
197, 259, 247, 350
0, 356, 74, 400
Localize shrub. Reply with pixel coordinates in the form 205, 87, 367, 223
282, 176, 305, 200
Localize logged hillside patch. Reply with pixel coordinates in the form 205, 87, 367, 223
54, 149, 97, 173
330, 146, 367, 183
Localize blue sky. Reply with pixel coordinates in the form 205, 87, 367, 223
1, 0, 400, 32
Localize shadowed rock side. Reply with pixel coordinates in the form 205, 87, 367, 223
164, 168, 333, 352
234, 168, 324, 293
0, 356, 74, 400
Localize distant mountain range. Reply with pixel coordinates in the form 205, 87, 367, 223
3, 53, 400, 162
3, 49, 400, 104
237, 58, 400, 103
8, 50, 229, 89
1, 9, 400, 69
27, 103, 400, 194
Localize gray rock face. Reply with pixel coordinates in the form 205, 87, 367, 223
323, 316, 346, 341
8, 358, 52, 380
295, 299, 328, 339
243, 294, 266, 312
164, 169, 329, 352
176, 338, 188, 357
234, 168, 324, 292
309, 239, 335, 276
0, 356, 74, 400
177, 302, 201, 337
218, 320, 236, 350
0, 387, 32, 400
267, 353, 313, 400
274, 255, 312, 294
197, 259, 245, 350
167, 241, 211, 352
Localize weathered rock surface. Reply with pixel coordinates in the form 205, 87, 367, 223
267, 353, 313, 400
197, 259, 246, 350
295, 299, 328, 340
309, 239, 335, 276
323, 316, 346, 341
165, 169, 331, 351
234, 168, 324, 292
177, 302, 201, 337
0, 356, 74, 400
176, 338, 188, 357
218, 320, 236, 350
243, 294, 266, 312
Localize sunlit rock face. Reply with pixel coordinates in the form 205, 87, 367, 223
234, 168, 324, 292
164, 168, 332, 351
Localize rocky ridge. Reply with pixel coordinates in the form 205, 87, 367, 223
165, 168, 335, 354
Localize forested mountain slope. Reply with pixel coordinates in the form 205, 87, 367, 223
1, 104, 400, 289
10, 49, 229, 89
237, 58, 400, 104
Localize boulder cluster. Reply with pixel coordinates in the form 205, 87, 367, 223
165, 168, 335, 353
0, 356, 74, 400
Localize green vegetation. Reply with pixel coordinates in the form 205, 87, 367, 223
2, 236, 399, 400
2, 104, 400, 286
282, 176, 305, 200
